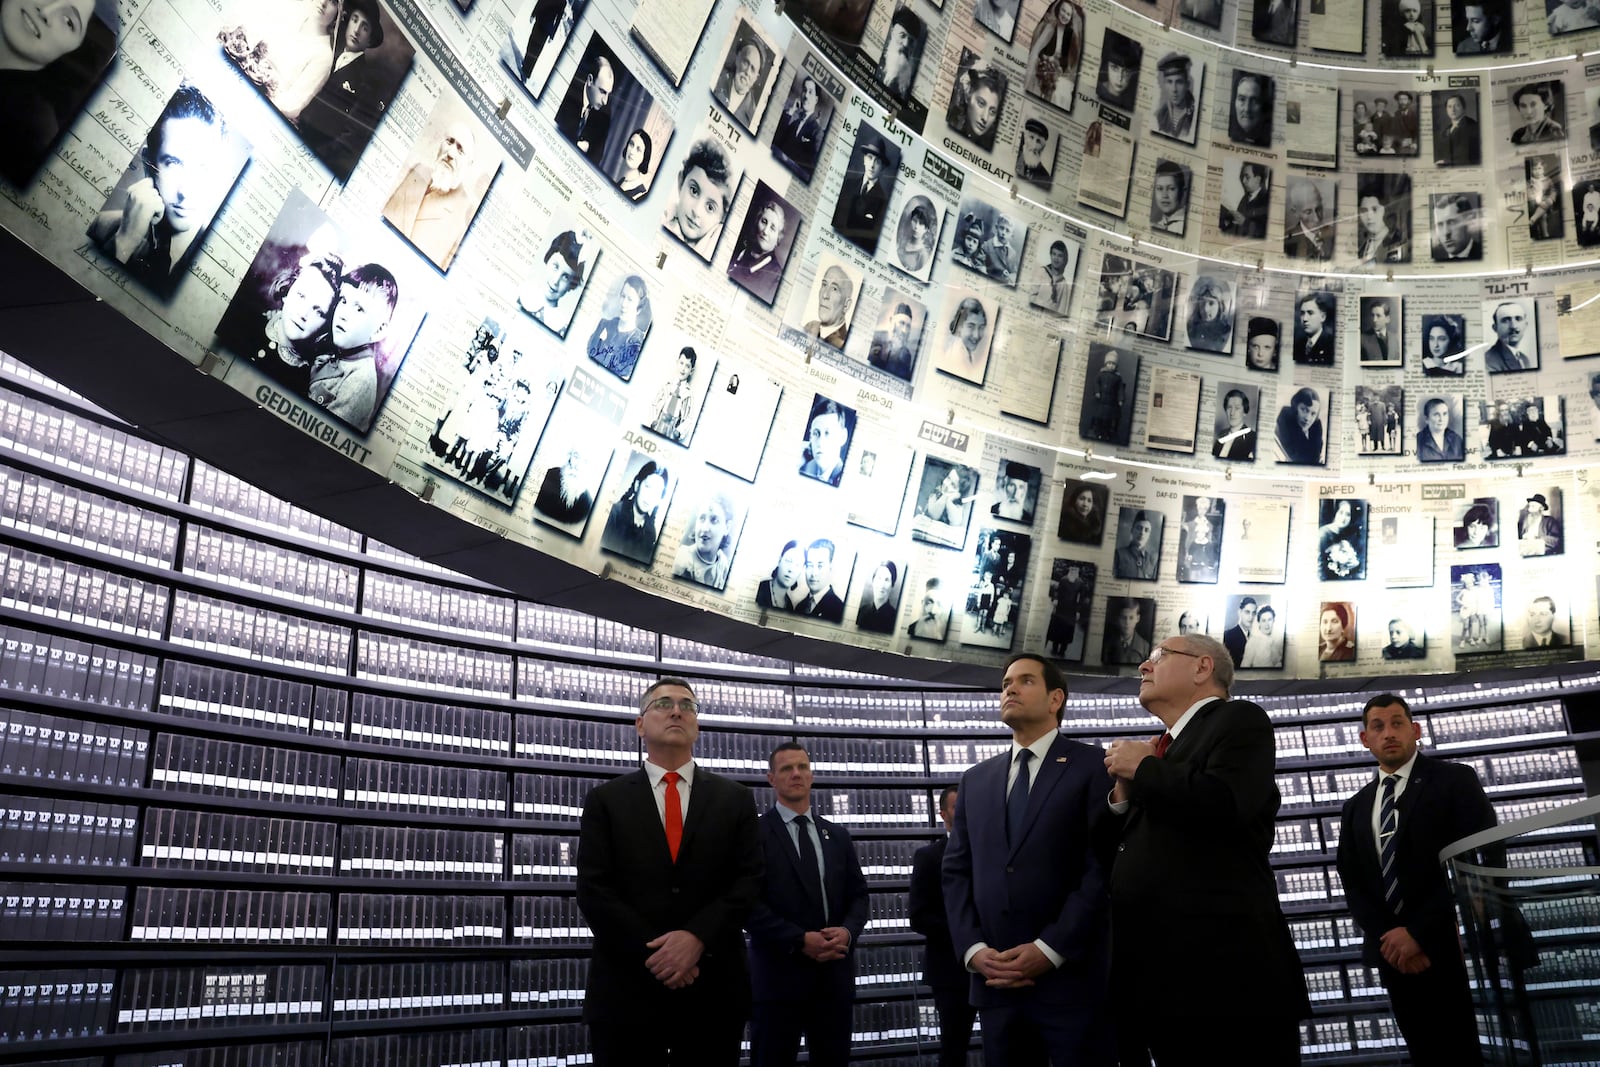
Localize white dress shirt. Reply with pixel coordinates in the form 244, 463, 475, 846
1370, 751, 1420, 862
644, 758, 694, 827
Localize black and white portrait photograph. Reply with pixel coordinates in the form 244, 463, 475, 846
1150, 52, 1201, 144
988, 459, 1041, 524
1419, 314, 1467, 376
1102, 596, 1156, 666
1175, 495, 1224, 584
906, 574, 951, 642
1354, 384, 1404, 456
1078, 343, 1138, 446
753, 533, 856, 623
1228, 70, 1274, 147
1095, 255, 1177, 341
586, 273, 652, 381
425, 318, 562, 506
1516, 488, 1564, 557
1380, 615, 1426, 660
1, 0, 117, 187
1218, 159, 1271, 240
1111, 506, 1163, 581
726, 180, 798, 306
88, 82, 251, 299
643, 341, 712, 446
951, 196, 1027, 286
1574, 179, 1600, 247
1282, 177, 1336, 261
1453, 497, 1500, 548
1252, 0, 1298, 45
1317, 498, 1368, 581
556, 33, 676, 192
529, 395, 617, 539
841, 436, 913, 536
599, 449, 675, 565
1451, 0, 1508, 53
1526, 154, 1563, 241
1183, 274, 1235, 354
1480, 397, 1565, 460
661, 129, 741, 262
214, 189, 428, 436
697, 364, 782, 483
381, 94, 501, 273
1430, 192, 1483, 262
1415, 394, 1465, 463
1546, 0, 1600, 34
1023, 0, 1084, 113
519, 228, 597, 338
1221, 595, 1261, 669
962, 529, 1031, 650
1450, 563, 1501, 653
669, 477, 750, 593
1212, 382, 1259, 462
1355, 173, 1411, 265
1238, 598, 1285, 670
1519, 593, 1570, 650
771, 67, 833, 182
1274, 385, 1327, 465
974, 0, 1021, 41
710, 14, 777, 132
831, 123, 901, 256
1095, 29, 1141, 112
865, 289, 927, 383
945, 48, 1007, 151
1318, 602, 1357, 662
1180, 0, 1226, 28
876, 3, 927, 105
911, 456, 980, 550
799, 254, 862, 351
1380, 0, 1433, 55
1351, 89, 1419, 156
1046, 559, 1095, 663
1432, 88, 1482, 164
1481, 298, 1538, 373
1149, 159, 1190, 236
1024, 235, 1080, 316
1057, 479, 1109, 544
1014, 112, 1058, 189
932, 287, 996, 386
1358, 296, 1402, 368
788, 0, 873, 44
220, 0, 414, 181
1509, 80, 1565, 145
500, 0, 585, 100
798, 394, 857, 487
1293, 287, 1336, 366
854, 557, 909, 634
1244, 317, 1281, 373
891, 190, 942, 282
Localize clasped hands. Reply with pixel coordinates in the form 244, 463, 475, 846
645, 929, 704, 990
971, 943, 1053, 989
1380, 927, 1432, 975
802, 926, 852, 962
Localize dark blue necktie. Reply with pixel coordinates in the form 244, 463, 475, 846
1007, 750, 1033, 845
1380, 775, 1403, 915
793, 815, 827, 922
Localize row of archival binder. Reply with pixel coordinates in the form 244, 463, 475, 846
0, 624, 158, 710
0, 385, 187, 501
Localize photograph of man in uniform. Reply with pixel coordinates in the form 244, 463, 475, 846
1151, 52, 1199, 143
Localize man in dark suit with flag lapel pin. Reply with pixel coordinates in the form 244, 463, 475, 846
943, 653, 1116, 1064
576, 677, 762, 1065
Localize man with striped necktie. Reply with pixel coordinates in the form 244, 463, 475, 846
1337, 693, 1496, 1066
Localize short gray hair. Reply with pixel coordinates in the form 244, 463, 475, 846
1178, 634, 1233, 694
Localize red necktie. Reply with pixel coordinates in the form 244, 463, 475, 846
1153, 733, 1173, 758
663, 771, 683, 862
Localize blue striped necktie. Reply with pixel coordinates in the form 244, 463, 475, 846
1380, 775, 1403, 915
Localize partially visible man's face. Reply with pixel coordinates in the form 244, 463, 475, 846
1248, 333, 1276, 368
1463, 6, 1492, 42
1234, 77, 1264, 132
1296, 398, 1320, 430
151, 115, 225, 233
1446, 95, 1465, 122
999, 656, 1060, 734
586, 61, 614, 108
817, 267, 851, 325
890, 312, 911, 345
1494, 304, 1526, 345
803, 547, 833, 594
1369, 303, 1390, 332
767, 747, 814, 806
432, 123, 472, 191
344, 8, 374, 50
1119, 605, 1141, 637
1153, 174, 1182, 215
1528, 600, 1555, 637
1436, 202, 1473, 253
1130, 519, 1151, 547
732, 44, 761, 95
1049, 245, 1068, 270
1161, 69, 1190, 105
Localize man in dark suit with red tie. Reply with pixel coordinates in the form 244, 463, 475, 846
943, 653, 1116, 1065
576, 677, 763, 1065
1336, 694, 1496, 1066
1103, 633, 1310, 1065
746, 742, 869, 1066
909, 786, 975, 1066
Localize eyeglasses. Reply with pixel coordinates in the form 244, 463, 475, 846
644, 696, 700, 715
1146, 645, 1202, 666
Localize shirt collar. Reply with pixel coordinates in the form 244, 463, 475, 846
777, 804, 813, 825
644, 759, 695, 788
1012, 730, 1058, 765
1379, 750, 1421, 784
1168, 697, 1217, 740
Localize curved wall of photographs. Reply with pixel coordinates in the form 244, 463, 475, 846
3, 0, 1600, 679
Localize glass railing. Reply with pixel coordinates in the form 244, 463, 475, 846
1443, 794, 1600, 1067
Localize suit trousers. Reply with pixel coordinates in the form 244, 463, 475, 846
981, 998, 1116, 1067
931, 984, 977, 1067
1132, 1011, 1301, 1067
1383, 955, 1482, 1067
751, 993, 853, 1067
590, 1015, 744, 1067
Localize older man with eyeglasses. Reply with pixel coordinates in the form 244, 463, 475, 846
1101, 635, 1310, 1065
576, 677, 763, 1065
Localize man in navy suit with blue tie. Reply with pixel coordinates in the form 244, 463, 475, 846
942, 653, 1116, 1065
747, 742, 869, 1067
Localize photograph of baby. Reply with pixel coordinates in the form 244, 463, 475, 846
214, 189, 429, 436
381, 93, 502, 273
88, 82, 252, 299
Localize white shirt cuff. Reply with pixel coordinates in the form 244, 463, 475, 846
962, 942, 987, 970
1033, 939, 1064, 969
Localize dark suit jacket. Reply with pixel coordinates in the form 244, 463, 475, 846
943, 734, 1114, 1013
909, 834, 963, 992
747, 806, 869, 1002
555, 92, 610, 165
1336, 755, 1495, 969
298, 52, 388, 181
1107, 699, 1310, 1020
1522, 630, 1568, 649
576, 766, 763, 1024
1435, 115, 1480, 165
834, 175, 887, 252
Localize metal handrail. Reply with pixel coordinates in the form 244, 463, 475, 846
1439, 793, 1600, 865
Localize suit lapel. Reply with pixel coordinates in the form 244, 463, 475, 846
676, 766, 712, 861
627, 770, 674, 865
1163, 699, 1222, 763
1009, 735, 1071, 857
1393, 760, 1429, 850
768, 807, 809, 883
